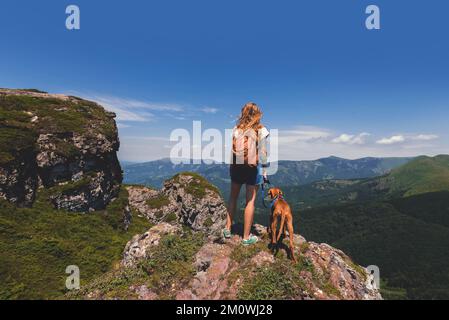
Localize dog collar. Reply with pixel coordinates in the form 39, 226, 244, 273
270, 193, 285, 206
270, 195, 280, 208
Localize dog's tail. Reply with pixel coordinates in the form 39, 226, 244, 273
277, 214, 286, 242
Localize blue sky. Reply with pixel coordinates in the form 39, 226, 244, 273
1, 0, 448, 161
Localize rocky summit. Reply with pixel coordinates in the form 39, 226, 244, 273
70, 219, 381, 300
0, 89, 122, 211
70, 172, 381, 300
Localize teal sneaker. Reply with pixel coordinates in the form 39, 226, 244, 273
242, 234, 258, 246
223, 228, 232, 239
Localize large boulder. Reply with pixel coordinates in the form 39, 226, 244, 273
127, 173, 227, 241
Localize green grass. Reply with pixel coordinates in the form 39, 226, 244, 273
173, 172, 220, 198
47, 174, 95, 196
0, 187, 152, 299
146, 194, 170, 209
387, 155, 449, 197
203, 217, 214, 228
230, 241, 269, 264
163, 212, 178, 223
237, 254, 312, 300
140, 232, 204, 298
379, 279, 408, 300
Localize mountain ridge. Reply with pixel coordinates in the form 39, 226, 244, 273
122, 156, 414, 190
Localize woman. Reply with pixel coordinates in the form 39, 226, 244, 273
223, 102, 269, 245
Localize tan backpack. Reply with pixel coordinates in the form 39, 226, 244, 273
232, 128, 259, 166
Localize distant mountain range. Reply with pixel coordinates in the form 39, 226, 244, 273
122, 156, 413, 190
282, 155, 449, 210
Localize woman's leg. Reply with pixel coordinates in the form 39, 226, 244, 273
243, 184, 259, 240
226, 182, 242, 230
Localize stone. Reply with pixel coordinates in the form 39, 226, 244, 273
121, 222, 182, 268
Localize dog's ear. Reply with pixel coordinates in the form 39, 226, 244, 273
268, 189, 273, 198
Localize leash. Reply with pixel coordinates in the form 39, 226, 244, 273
260, 178, 271, 208
260, 178, 281, 208
260, 178, 286, 209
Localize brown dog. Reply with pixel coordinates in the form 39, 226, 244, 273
267, 188, 297, 262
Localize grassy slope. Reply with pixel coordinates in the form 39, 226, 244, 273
0, 187, 152, 299
387, 155, 449, 197
297, 191, 449, 300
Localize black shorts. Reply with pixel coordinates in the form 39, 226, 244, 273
230, 164, 258, 185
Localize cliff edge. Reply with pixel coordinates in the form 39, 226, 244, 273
0, 89, 122, 211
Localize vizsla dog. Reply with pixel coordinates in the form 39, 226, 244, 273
267, 188, 297, 262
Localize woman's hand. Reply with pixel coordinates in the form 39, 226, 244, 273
262, 171, 269, 184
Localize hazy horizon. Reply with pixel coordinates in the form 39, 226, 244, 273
119, 153, 449, 165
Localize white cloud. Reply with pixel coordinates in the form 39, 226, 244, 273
117, 123, 131, 129
376, 135, 405, 145
201, 107, 219, 114
412, 134, 439, 141
352, 133, 371, 145
73, 93, 184, 123
275, 125, 447, 161
279, 126, 331, 144
375, 134, 439, 145
332, 133, 370, 145
92, 95, 183, 112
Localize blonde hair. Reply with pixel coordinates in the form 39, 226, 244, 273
236, 102, 263, 131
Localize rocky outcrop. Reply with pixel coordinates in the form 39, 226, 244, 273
89, 173, 379, 300
73, 221, 381, 300
127, 173, 227, 241
0, 89, 122, 211
122, 222, 182, 268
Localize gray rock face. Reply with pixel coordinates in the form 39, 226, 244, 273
0, 89, 122, 211
127, 173, 227, 242
122, 222, 182, 268
0, 150, 38, 206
